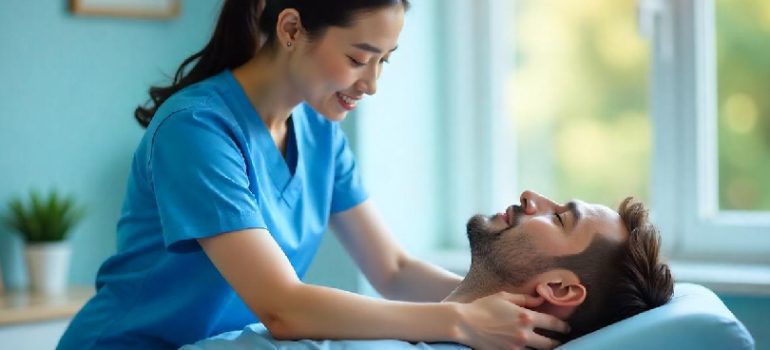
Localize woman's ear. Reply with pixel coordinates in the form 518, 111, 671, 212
533, 272, 587, 307
276, 8, 304, 49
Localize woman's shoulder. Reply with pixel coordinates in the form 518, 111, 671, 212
149, 74, 238, 133
157, 74, 231, 119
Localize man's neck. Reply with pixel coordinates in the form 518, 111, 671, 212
444, 267, 576, 321
443, 266, 531, 303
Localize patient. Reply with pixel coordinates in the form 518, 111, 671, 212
185, 191, 674, 349
445, 190, 674, 342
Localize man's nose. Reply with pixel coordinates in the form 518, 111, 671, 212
520, 190, 559, 215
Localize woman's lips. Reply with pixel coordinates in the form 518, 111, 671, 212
336, 92, 358, 111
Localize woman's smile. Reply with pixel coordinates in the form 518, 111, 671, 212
336, 92, 360, 110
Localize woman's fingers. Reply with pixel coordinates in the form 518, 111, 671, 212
501, 292, 544, 308
530, 309, 571, 334
461, 292, 570, 350
497, 292, 570, 334
524, 331, 562, 350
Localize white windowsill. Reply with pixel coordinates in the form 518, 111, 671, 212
667, 261, 770, 296
420, 249, 770, 297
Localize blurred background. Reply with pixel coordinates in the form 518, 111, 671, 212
513, 0, 770, 210
0, 0, 768, 348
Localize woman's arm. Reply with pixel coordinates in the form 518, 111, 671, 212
199, 228, 567, 349
329, 200, 461, 302
199, 228, 458, 341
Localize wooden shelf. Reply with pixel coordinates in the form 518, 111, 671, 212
0, 288, 93, 326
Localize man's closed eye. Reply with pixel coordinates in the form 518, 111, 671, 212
554, 213, 564, 227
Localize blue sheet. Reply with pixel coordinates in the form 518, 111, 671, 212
180, 323, 466, 349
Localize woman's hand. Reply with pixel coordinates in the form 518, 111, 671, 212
456, 292, 570, 350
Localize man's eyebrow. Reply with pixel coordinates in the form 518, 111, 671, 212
352, 43, 398, 54
567, 201, 581, 230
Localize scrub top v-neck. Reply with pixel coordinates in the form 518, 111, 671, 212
57, 70, 368, 350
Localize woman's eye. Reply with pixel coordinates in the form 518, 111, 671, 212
347, 56, 366, 67
379, 57, 390, 64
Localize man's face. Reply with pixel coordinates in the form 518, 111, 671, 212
466, 190, 629, 284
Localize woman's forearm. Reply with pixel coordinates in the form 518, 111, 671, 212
200, 228, 466, 344
264, 283, 463, 342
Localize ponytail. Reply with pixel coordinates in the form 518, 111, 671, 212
134, 0, 263, 128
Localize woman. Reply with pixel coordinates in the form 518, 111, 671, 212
57, 1, 568, 349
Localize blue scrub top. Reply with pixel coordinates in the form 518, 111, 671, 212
57, 70, 368, 350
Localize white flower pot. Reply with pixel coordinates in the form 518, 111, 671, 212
25, 242, 71, 295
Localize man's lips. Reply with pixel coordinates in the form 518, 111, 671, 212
496, 206, 514, 226
497, 211, 510, 225
503, 205, 525, 226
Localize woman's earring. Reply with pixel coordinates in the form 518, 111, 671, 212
287, 41, 293, 48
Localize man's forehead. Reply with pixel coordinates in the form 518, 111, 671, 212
585, 202, 628, 242
586, 202, 616, 216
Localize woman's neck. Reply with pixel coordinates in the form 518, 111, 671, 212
232, 50, 302, 134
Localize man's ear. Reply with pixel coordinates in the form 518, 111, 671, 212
533, 270, 586, 307
276, 8, 305, 48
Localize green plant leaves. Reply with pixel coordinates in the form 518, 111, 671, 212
2, 189, 85, 243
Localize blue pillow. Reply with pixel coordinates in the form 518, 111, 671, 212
560, 283, 754, 350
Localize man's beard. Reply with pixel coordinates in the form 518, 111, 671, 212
466, 215, 504, 258
466, 214, 555, 287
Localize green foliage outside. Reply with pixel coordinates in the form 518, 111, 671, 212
3, 189, 85, 243
512, 0, 769, 210
716, 0, 770, 210
512, 0, 650, 206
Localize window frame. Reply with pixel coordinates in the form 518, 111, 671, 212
436, 0, 517, 248
650, 0, 770, 263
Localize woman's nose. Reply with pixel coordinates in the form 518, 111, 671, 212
520, 190, 559, 215
356, 66, 378, 96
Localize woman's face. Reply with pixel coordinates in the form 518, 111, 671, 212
289, 5, 405, 121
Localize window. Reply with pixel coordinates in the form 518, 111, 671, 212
511, 0, 651, 206
648, 0, 770, 262
715, 0, 770, 211
434, 0, 770, 263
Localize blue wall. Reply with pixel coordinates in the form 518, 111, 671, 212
0, 0, 223, 288
721, 295, 770, 349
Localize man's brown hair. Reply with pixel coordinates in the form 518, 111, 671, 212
555, 197, 674, 340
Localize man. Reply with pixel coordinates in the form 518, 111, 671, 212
184, 191, 674, 349
446, 190, 674, 342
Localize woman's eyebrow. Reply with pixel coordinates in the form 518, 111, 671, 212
352, 42, 398, 54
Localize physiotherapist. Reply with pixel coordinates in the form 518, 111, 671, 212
57, 1, 569, 349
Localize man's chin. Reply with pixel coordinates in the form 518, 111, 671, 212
466, 214, 502, 245
467, 214, 510, 234
466, 214, 491, 236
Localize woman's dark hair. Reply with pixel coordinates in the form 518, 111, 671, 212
134, 0, 410, 128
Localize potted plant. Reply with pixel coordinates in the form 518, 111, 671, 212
3, 189, 85, 295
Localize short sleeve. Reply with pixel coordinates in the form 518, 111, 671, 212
149, 109, 266, 252
330, 125, 368, 214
